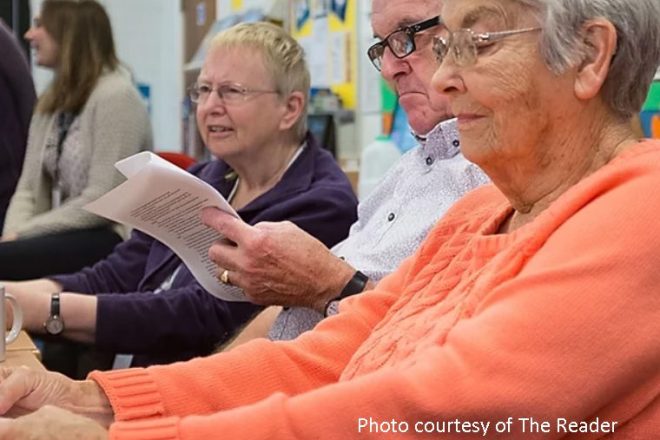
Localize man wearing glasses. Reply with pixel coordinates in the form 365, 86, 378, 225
203, 0, 488, 344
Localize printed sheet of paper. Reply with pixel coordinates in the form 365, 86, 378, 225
84, 152, 246, 301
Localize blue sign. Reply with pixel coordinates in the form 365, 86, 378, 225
296, 0, 311, 31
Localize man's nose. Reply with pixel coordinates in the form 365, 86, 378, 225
379, 48, 411, 81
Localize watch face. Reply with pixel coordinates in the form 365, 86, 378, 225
45, 317, 64, 335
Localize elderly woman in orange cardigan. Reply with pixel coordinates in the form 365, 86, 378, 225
0, 0, 659, 438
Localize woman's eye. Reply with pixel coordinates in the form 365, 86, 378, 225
220, 87, 244, 100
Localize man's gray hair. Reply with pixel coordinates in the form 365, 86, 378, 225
516, 0, 660, 118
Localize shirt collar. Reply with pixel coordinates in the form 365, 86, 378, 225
419, 117, 461, 160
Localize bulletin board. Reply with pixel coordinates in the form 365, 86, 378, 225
217, 0, 266, 19
290, 0, 358, 109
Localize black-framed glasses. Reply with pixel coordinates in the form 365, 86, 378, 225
432, 27, 541, 67
189, 82, 279, 105
367, 16, 441, 71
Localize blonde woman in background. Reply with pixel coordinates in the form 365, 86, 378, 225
0, 0, 152, 280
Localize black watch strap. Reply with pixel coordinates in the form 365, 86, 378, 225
44, 292, 65, 335
338, 270, 369, 299
324, 270, 369, 317
51, 292, 61, 316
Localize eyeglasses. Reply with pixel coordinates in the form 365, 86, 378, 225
432, 27, 541, 67
367, 16, 441, 71
189, 82, 279, 104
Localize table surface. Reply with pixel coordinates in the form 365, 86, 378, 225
1, 331, 45, 370
1, 350, 46, 371
7, 331, 41, 357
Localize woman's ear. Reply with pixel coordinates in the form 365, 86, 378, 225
574, 18, 618, 101
279, 91, 306, 131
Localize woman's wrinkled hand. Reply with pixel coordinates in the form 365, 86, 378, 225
0, 367, 80, 418
0, 405, 108, 439
0, 367, 113, 426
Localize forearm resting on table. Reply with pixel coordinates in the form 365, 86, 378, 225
4, 279, 98, 343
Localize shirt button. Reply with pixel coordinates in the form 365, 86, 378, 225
425, 156, 434, 166
387, 213, 395, 222
452, 139, 460, 147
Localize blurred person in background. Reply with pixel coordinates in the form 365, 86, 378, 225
0, 19, 35, 232
0, 0, 152, 280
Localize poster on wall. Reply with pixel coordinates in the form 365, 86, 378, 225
295, 0, 311, 31
243, 0, 261, 10
330, 0, 347, 22
312, 0, 329, 18
291, 0, 356, 109
303, 17, 331, 87
230, 0, 242, 12
329, 31, 348, 84
218, 0, 232, 14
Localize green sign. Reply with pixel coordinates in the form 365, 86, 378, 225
642, 81, 660, 111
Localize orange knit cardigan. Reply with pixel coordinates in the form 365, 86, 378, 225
92, 141, 660, 439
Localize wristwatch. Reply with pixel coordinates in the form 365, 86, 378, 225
44, 293, 65, 335
323, 270, 369, 317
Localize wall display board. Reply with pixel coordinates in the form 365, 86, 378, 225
290, 0, 357, 109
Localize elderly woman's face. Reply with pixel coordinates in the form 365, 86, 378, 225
196, 46, 285, 161
431, 0, 576, 170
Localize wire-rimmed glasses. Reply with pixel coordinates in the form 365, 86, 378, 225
189, 82, 279, 105
367, 16, 441, 71
432, 27, 541, 67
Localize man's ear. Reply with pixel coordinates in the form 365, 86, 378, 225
574, 18, 618, 101
279, 91, 306, 131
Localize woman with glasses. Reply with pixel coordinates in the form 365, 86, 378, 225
0, 0, 152, 280
1, 0, 659, 437
1, 21, 357, 377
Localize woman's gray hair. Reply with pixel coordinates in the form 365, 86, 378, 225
516, 0, 660, 118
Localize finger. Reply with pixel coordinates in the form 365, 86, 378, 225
0, 370, 30, 415
217, 269, 231, 286
220, 270, 248, 292
208, 241, 242, 270
201, 208, 253, 244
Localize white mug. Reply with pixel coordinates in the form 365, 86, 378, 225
0, 284, 23, 362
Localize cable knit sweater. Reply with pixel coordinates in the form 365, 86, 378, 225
3, 68, 152, 238
91, 140, 660, 439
